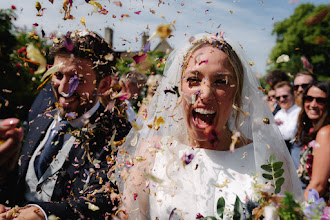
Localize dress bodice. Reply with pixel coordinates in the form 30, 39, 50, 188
148, 138, 256, 219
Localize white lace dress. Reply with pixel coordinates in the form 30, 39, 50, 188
148, 138, 256, 220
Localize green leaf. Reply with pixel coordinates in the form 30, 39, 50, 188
274, 169, 284, 178
273, 161, 283, 170
201, 217, 217, 220
261, 164, 272, 172
233, 196, 243, 220
217, 197, 225, 219
262, 173, 273, 180
268, 154, 276, 163
275, 177, 285, 188
275, 186, 281, 194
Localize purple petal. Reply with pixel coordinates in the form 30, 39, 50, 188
308, 189, 319, 202
143, 43, 151, 53
181, 153, 194, 165
68, 75, 79, 97
169, 208, 176, 220
64, 36, 74, 51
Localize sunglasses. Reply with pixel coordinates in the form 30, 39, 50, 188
276, 95, 289, 101
268, 95, 276, 101
294, 83, 309, 91
304, 95, 327, 104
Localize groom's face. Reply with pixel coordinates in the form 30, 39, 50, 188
51, 53, 99, 118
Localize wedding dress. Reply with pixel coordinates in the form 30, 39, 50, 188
148, 137, 255, 219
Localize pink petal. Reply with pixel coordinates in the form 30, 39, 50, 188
132, 53, 147, 64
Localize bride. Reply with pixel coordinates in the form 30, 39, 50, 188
117, 33, 303, 219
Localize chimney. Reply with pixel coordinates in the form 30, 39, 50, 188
142, 32, 149, 49
105, 28, 113, 48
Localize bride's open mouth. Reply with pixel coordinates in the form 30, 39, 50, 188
192, 108, 216, 129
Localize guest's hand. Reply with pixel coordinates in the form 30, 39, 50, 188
0, 206, 45, 220
0, 118, 23, 183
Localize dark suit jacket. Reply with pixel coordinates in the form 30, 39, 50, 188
1, 105, 131, 219
28, 83, 56, 122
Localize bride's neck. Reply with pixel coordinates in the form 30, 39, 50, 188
189, 128, 233, 151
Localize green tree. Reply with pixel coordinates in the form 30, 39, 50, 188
0, 8, 50, 121
268, 4, 329, 80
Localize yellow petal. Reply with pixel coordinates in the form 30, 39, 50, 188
154, 116, 165, 130
86, 202, 100, 211
26, 44, 47, 74
41, 62, 63, 81
80, 17, 86, 27
148, 24, 174, 41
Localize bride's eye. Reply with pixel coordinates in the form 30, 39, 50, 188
214, 77, 228, 86
187, 77, 200, 86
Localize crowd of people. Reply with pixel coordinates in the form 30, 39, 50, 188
265, 70, 330, 202
0, 30, 328, 219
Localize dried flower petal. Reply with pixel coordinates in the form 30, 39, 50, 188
133, 53, 147, 64
26, 44, 47, 74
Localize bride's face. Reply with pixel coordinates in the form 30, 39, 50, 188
181, 45, 236, 142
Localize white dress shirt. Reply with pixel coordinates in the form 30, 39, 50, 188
274, 104, 301, 140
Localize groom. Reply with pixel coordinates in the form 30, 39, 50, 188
0, 31, 131, 219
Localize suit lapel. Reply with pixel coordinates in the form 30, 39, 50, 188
19, 111, 56, 179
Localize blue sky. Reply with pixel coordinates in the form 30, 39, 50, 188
0, 0, 328, 75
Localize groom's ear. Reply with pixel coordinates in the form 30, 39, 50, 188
97, 75, 112, 95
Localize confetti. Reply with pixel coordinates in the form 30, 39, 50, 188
230, 10, 233, 14
41, 62, 63, 81
26, 44, 47, 74
249, 61, 254, 66
154, 116, 165, 130
134, 11, 141, 15
229, 131, 240, 152
262, 118, 270, 124
113, 1, 122, 7
181, 153, 194, 167
86, 202, 100, 211
148, 24, 174, 41
276, 54, 290, 63
214, 178, 228, 188
80, 17, 86, 27
132, 53, 147, 64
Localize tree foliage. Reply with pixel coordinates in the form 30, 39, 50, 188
269, 4, 329, 79
0, 8, 50, 121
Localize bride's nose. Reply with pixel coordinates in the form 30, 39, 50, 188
199, 81, 215, 102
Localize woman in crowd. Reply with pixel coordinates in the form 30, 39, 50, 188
296, 81, 330, 202
118, 33, 303, 219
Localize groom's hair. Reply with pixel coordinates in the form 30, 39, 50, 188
49, 30, 117, 81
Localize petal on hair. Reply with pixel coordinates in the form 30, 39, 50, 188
64, 37, 74, 51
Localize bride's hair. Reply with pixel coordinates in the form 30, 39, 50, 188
181, 39, 247, 143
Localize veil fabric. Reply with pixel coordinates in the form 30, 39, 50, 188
117, 33, 304, 219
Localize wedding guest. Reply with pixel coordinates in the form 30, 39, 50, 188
296, 81, 330, 201
118, 33, 303, 219
274, 81, 301, 152
0, 30, 131, 219
265, 69, 289, 89
138, 74, 162, 119
293, 71, 316, 107
267, 89, 280, 115
119, 71, 147, 123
